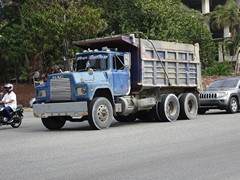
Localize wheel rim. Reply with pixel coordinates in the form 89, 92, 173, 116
12, 121, 20, 126
97, 104, 109, 123
168, 100, 177, 115
231, 99, 237, 111
188, 99, 196, 113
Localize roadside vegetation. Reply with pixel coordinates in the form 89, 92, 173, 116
209, 0, 240, 76
1, 0, 234, 83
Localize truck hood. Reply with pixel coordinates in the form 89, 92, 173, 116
49, 71, 107, 83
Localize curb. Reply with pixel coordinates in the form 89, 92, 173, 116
23, 107, 33, 112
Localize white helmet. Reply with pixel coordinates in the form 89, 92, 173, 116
4, 84, 13, 92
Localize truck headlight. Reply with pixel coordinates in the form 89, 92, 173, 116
77, 87, 87, 95
37, 90, 46, 97
217, 92, 228, 97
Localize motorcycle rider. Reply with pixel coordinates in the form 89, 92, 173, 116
0, 84, 17, 123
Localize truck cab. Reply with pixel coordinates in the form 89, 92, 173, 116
75, 50, 131, 96
35, 49, 131, 102
34, 46, 134, 130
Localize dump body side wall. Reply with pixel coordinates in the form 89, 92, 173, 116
130, 39, 202, 93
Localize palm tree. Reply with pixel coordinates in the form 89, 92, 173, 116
210, 5, 225, 31
209, 0, 240, 67
210, 0, 240, 40
225, 34, 240, 74
223, 0, 240, 39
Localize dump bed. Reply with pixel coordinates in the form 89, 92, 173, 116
73, 35, 202, 93
138, 39, 201, 88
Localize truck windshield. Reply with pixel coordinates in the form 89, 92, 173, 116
76, 54, 109, 71
209, 79, 238, 88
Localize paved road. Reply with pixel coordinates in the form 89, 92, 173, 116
1, 110, 240, 180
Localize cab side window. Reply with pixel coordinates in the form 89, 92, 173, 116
113, 55, 124, 70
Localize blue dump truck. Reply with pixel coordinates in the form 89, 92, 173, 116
33, 33, 202, 130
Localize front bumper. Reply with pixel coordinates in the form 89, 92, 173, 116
199, 98, 229, 110
33, 102, 88, 118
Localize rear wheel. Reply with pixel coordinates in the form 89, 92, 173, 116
152, 103, 163, 122
88, 97, 113, 130
159, 94, 180, 122
42, 117, 66, 130
226, 97, 238, 113
179, 93, 198, 119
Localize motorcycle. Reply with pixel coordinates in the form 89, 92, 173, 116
0, 104, 24, 128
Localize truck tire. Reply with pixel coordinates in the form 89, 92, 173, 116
159, 94, 180, 122
42, 117, 66, 130
179, 93, 198, 119
152, 103, 163, 122
226, 97, 238, 113
88, 97, 113, 130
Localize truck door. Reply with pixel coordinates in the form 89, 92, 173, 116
112, 54, 130, 94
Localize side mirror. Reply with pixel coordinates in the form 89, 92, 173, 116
34, 71, 40, 79
124, 53, 131, 68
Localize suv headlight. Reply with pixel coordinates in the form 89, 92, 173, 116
216, 92, 228, 97
37, 90, 46, 97
77, 87, 87, 95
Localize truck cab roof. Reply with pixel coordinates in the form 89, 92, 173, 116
76, 50, 123, 56
72, 35, 136, 50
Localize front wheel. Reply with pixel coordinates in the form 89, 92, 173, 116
88, 97, 113, 130
226, 97, 238, 113
42, 117, 66, 130
11, 113, 22, 128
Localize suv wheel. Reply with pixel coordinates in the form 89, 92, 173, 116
226, 97, 238, 113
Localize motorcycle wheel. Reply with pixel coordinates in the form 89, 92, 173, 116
11, 113, 22, 128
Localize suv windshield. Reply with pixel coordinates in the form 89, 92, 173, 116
76, 54, 109, 71
209, 79, 239, 88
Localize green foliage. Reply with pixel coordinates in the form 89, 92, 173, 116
19, 66, 29, 81
225, 34, 240, 56
0, 0, 107, 80
209, 0, 240, 38
0, 0, 220, 80
205, 60, 234, 76
88, 0, 216, 74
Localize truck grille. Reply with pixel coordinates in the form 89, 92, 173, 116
50, 78, 71, 101
199, 93, 217, 99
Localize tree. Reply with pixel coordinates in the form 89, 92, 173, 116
225, 35, 240, 74
225, 34, 240, 64
88, 0, 216, 74
0, 0, 107, 82
210, 1, 240, 75
223, 0, 240, 38
210, 0, 240, 40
